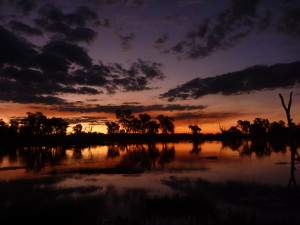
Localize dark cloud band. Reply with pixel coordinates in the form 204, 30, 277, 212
160, 61, 300, 101
0, 22, 164, 105
173, 112, 241, 120
53, 104, 207, 113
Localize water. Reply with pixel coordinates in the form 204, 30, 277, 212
1, 140, 299, 225
0, 140, 299, 193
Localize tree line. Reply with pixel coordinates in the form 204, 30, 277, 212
105, 110, 175, 134
0, 111, 299, 139
0, 112, 69, 137
220, 117, 300, 138
0, 110, 176, 137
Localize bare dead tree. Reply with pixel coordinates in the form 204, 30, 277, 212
279, 92, 293, 128
279, 92, 299, 192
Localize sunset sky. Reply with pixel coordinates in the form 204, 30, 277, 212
0, 0, 299, 133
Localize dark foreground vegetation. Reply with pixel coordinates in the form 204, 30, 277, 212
1, 176, 299, 225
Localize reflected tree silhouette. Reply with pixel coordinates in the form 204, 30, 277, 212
106, 145, 120, 158
146, 143, 160, 167
73, 146, 83, 159
269, 139, 288, 153
238, 140, 282, 158
190, 140, 203, 154
289, 146, 299, 192
221, 139, 243, 151
18, 146, 67, 171
0, 145, 19, 164
114, 143, 175, 169
118, 144, 152, 169
0, 139, 298, 176
240, 140, 252, 156
158, 144, 175, 166
251, 139, 272, 158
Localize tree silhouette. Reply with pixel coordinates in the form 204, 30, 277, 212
20, 112, 49, 136
148, 120, 160, 134
139, 113, 152, 134
228, 126, 242, 135
237, 120, 251, 135
113, 110, 164, 134
188, 125, 201, 135
48, 117, 69, 135
73, 124, 83, 134
116, 110, 135, 133
0, 119, 9, 136
157, 115, 174, 134
130, 117, 142, 133
3, 112, 70, 136
268, 120, 286, 136
250, 118, 269, 137
279, 92, 294, 129
105, 121, 120, 134
9, 119, 19, 136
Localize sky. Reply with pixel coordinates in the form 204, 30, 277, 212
0, 0, 299, 133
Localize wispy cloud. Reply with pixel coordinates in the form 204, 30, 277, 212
118, 32, 135, 51
153, 34, 169, 49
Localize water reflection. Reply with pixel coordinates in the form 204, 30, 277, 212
289, 142, 299, 191
108, 143, 175, 169
73, 146, 83, 159
107, 145, 121, 158
221, 139, 288, 158
190, 140, 203, 154
0, 140, 299, 188
0, 145, 68, 172
221, 139, 243, 151
0, 140, 294, 171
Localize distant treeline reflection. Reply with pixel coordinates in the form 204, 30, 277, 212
0, 140, 294, 172
221, 139, 290, 157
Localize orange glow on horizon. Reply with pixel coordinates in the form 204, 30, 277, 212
1, 90, 300, 135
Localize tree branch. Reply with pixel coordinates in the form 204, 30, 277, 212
279, 93, 288, 112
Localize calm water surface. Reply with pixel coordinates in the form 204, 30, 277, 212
0, 140, 299, 193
